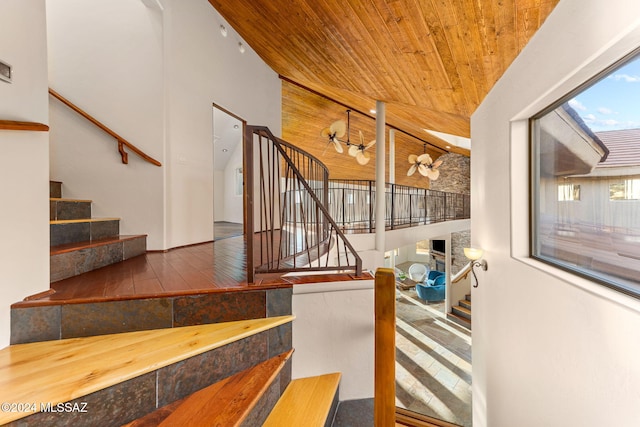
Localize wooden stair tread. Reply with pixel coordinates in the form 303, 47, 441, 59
50, 217, 120, 224
0, 315, 294, 425
50, 234, 146, 255
447, 312, 472, 327
263, 372, 341, 427
453, 305, 471, 315
50, 197, 92, 203
123, 350, 294, 426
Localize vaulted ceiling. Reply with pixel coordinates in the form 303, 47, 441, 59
209, 0, 559, 182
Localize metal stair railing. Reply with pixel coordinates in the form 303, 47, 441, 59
244, 126, 362, 283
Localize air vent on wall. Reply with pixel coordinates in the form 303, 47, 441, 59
0, 60, 11, 84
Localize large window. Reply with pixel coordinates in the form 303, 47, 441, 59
531, 50, 640, 297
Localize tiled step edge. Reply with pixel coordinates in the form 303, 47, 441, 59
50, 218, 120, 246
459, 299, 471, 310
50, 198, 92, 221
0, 315, 294, 426
452, 305, 471, 320
50, 235, 146, 282
124, 349, 294, 427
263, 372, 341, 427
447, 312, 472, 330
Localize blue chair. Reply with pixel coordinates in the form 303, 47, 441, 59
426, 270, 444, 286
416, 275, 446, 302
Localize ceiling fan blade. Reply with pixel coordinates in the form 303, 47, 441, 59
358, 130, 365, 146
321, 127, 332, 138
356, 151, 370, 165
365, 139, 376, 149
348, 145, 359, 157
407, 164, 417, 176
432, 159, 443, 169
333, 140, 344, 153
417, 153, 431, 164
331, 120, 347, 138
408, 154, 418, 164
426, 169, 440, 180
418, 164, 429, 176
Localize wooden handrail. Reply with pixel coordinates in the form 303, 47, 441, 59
0, 120, 49, 132
452, 262, 472, 283
48, 88, 161, 167
374, 267, 396, 426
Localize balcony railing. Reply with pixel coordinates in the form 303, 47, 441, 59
244, 126, 362, 283
326, 179, 470, 233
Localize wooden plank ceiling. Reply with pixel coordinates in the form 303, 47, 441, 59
208, 0, 559, 185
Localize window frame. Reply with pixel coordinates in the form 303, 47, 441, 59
529, 47, 640, 299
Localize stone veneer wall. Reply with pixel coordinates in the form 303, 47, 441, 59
430, 153, 471, 195
431, 153, 471, 275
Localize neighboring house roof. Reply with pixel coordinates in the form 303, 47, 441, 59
596, 128, 640, 168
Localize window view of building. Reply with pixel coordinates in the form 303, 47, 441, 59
532, 52, 640, 296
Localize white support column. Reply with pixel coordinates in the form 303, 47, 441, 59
388, 128, 395, 267
389, 129, 395, 185
375, 101, 386, 253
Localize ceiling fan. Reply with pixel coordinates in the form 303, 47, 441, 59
321, 110, 374, 165
348, 130, 376, 165
407, 144, 443, 180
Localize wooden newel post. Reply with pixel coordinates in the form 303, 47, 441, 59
374, 267, 396, 426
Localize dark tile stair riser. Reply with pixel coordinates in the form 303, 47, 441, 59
50, 220, 120, 246
452, 306, 471, 321
11, 288, 293, 344
50, 236, 146, 283
91, 220, 120, 240
49, 181, 62, 199
447, 312, 472, 330
6, 325, 292, 427
50, 200, 91, 221
466, 294, 471, 302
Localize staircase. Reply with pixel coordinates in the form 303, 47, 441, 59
448, 293, 472, 329
6, 288, 343, 426
49, 180, 147, 282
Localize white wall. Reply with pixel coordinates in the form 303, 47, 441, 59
47, 0, 165, 249
292, 280, 375, 400
347, 219, 470, 272
164, 0, 280, 248
222, 143, 243, 223
47, 0, 281, 250
0, 0, 49, 347
472, 1, 640, 425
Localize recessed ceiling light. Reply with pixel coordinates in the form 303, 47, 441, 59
238, 42, 245, 53
233, 124, 239, 129
222, 149, 228, 152
370, 109, 376, 114
446, 145, 451, 149
220, 25, 227, 37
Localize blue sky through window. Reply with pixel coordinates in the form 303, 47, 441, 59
569, 55, 640, 132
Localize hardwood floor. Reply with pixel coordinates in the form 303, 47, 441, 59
214, 221, 243, 240
15, 235, 370, 308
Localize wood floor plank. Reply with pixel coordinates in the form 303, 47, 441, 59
18, 235, 369, 308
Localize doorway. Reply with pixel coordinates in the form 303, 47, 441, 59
212, 104, 245, 241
